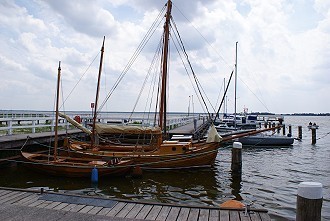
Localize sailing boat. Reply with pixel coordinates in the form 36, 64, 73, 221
21, 61, 132, 177
65, 0, 223, 170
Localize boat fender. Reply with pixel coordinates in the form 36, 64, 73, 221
74, 115, 81, 123
91, 166, 98, 183
219, 199, 245, 209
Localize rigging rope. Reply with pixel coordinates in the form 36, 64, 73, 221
170, 18, 212, 118
98, 5, 167, 112
60, 52, 100, 109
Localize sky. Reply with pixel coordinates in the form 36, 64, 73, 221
0, 0, 329, 114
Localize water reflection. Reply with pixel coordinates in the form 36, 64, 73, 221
0, 162, 223, 207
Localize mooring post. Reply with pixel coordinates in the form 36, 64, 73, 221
298, 126, 302, 140
288, 125, 292, 137
311, 128, 317, 144
231, 142, 242, 173
296, 182, 323, 221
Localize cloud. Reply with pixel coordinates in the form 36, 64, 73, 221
0, 0, 329, 114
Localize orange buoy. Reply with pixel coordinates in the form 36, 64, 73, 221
220, 199, 245, 209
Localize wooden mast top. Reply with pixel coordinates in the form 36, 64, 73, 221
159, 0, 172, 140
91, 36, 105, 149
54, 61, 61, 161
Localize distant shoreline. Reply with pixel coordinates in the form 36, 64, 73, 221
1, 110, 330, 116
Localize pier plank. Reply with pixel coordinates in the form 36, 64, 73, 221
60, 203, 76, 211
0, 191, 17, 201
177, 207, 190, 221
0, 189, 10, 196
198, 208, 209, 221
16, 194, 40, 206
69, 204, 85, 212
78, 205, 94, 213
36, 200, 53, 208
1, 192, 30, 204
187, 208, 200, 221
219, 209, 230, 221
156, 205, 171, 220
87, 206, 103, 214
249, 212, 262, 221
106, 202, 127, 217
229, 210, 241, 221
116, 203, 136, 217
145, 205, 162, 220
239, 211, 252, 221
44, 201, 62, 209
165, 206, 181, 221
135, 204, 153, 219
125, 203, 144, 218
28, 199, 45, 207
97, 207, 113, 216
259, 212, 271, 221
0, 191, 25, 204
53, 202, 69, 210
209, 209, 219, 221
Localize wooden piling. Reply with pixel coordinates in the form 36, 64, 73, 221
298, 126, 302, 140
231, 142, 242, 173
296, 182, 323, 221
288, 125, 292, 137
311, 128, 316, 144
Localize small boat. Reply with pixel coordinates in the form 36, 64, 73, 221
21, 61, 132, 177
237, 133, 294, 146
307, 123, 319, 130
21, 151, 132, 177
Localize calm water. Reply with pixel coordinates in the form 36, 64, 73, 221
0, 116, 329, 220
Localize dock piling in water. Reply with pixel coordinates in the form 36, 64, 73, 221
288, 125, 292, 137
312, 128, 317, 144
231, 142, 242, 173
298, 126, 302, 140
296, 182, 323, 221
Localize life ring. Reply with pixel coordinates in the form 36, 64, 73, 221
74, 115, 81, 123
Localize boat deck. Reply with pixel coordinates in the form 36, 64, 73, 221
0, 187, 271, 221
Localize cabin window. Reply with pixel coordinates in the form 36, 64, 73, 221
172, 147, 177, 151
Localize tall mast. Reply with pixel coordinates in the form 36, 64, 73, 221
234, 41, 238, 129
54, 61, 61, 161
91, 36, 105, 148
223, 78, 226, 116
159, 0, 172, 138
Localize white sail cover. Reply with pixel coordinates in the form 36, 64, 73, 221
206, 124, 222, 143
95, 124, 162, 135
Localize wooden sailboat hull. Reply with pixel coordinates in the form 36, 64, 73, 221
21, 151, 132, 177
68, 141, 220, 170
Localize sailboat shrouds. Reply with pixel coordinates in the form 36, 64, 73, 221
20, 61, 133, 177
62, 0, 224, 170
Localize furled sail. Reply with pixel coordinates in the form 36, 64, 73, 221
58, 112, 92, 135
95, 124, 162, 135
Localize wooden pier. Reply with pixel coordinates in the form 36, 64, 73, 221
0, 129, 84, 149
0, 187, 270, 221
